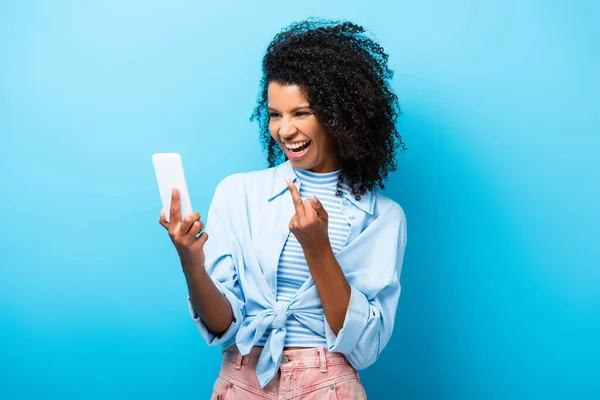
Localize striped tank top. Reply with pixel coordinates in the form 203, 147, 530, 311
257, 167, 351, 347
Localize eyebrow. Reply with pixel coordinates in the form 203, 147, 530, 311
267, 105, 311, 112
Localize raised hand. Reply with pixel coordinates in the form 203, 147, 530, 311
286, 178, 330, 252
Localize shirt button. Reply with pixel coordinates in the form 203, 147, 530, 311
349, 216, 355, 221
342, 200, 349, 206
281, 355, 289, 364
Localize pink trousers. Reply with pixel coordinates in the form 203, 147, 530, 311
210, 345, 367, 399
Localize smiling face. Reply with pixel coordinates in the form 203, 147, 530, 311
268, 81, 339, 173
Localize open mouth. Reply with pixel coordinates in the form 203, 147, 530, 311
289, 141, 311, 153
285, 141, 312, 158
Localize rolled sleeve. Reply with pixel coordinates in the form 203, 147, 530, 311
324, 285, 370, 353
324, 202, 406, 370
188, 279, 245, 346
324, 278, 400, 369
187, 279, 245, 347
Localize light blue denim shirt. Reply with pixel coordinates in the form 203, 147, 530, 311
187, 160, 407, 388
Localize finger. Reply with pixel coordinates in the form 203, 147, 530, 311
303, 199, 314, 216
286, 178, 305, 217
187, 220, 203, 238
169, 188, 181, 225
180, 212, 201, 236
196, 232, 209, 248
190, 220, 205, 237
309, 194, 328, 220
159, 209, 168, 230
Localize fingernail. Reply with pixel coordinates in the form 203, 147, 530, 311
311, 194, 318, 203
286, 178, 291, 185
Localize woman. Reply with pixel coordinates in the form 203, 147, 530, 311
159, 18, 407, 399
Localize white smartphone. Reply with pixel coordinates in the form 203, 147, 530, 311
152, 153, 193, 223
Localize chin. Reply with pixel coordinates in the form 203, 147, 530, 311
289, 158, 308, 167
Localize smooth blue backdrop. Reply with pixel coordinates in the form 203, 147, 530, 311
1, 1, 598, 399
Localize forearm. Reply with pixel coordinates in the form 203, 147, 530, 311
304, 243, 351, 335
183, 267, 235, 337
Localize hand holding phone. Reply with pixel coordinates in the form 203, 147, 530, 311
154, 153, 208, 271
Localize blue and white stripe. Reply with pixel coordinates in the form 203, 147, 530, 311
256, 167, 351, 347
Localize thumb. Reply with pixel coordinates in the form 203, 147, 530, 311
310, 194, 327, 219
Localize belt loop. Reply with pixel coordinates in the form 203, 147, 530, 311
318, 347, 327, 373
234, 350, 243, 370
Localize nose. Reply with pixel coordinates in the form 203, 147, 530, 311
278, 118, 298, 138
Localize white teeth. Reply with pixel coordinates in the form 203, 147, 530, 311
285, 140, 310, 149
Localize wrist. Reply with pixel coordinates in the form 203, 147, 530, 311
182, 263, 207, 281
303, 240, 333, 259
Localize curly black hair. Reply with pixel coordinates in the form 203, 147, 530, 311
250, 17, 407, 200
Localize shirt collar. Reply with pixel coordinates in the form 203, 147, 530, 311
266, 160, 375, 215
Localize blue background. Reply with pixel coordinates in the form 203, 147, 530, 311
1, 1, 598, 399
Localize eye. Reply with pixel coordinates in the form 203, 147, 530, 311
296, 111, 313, 117
268, 112, 280, 119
